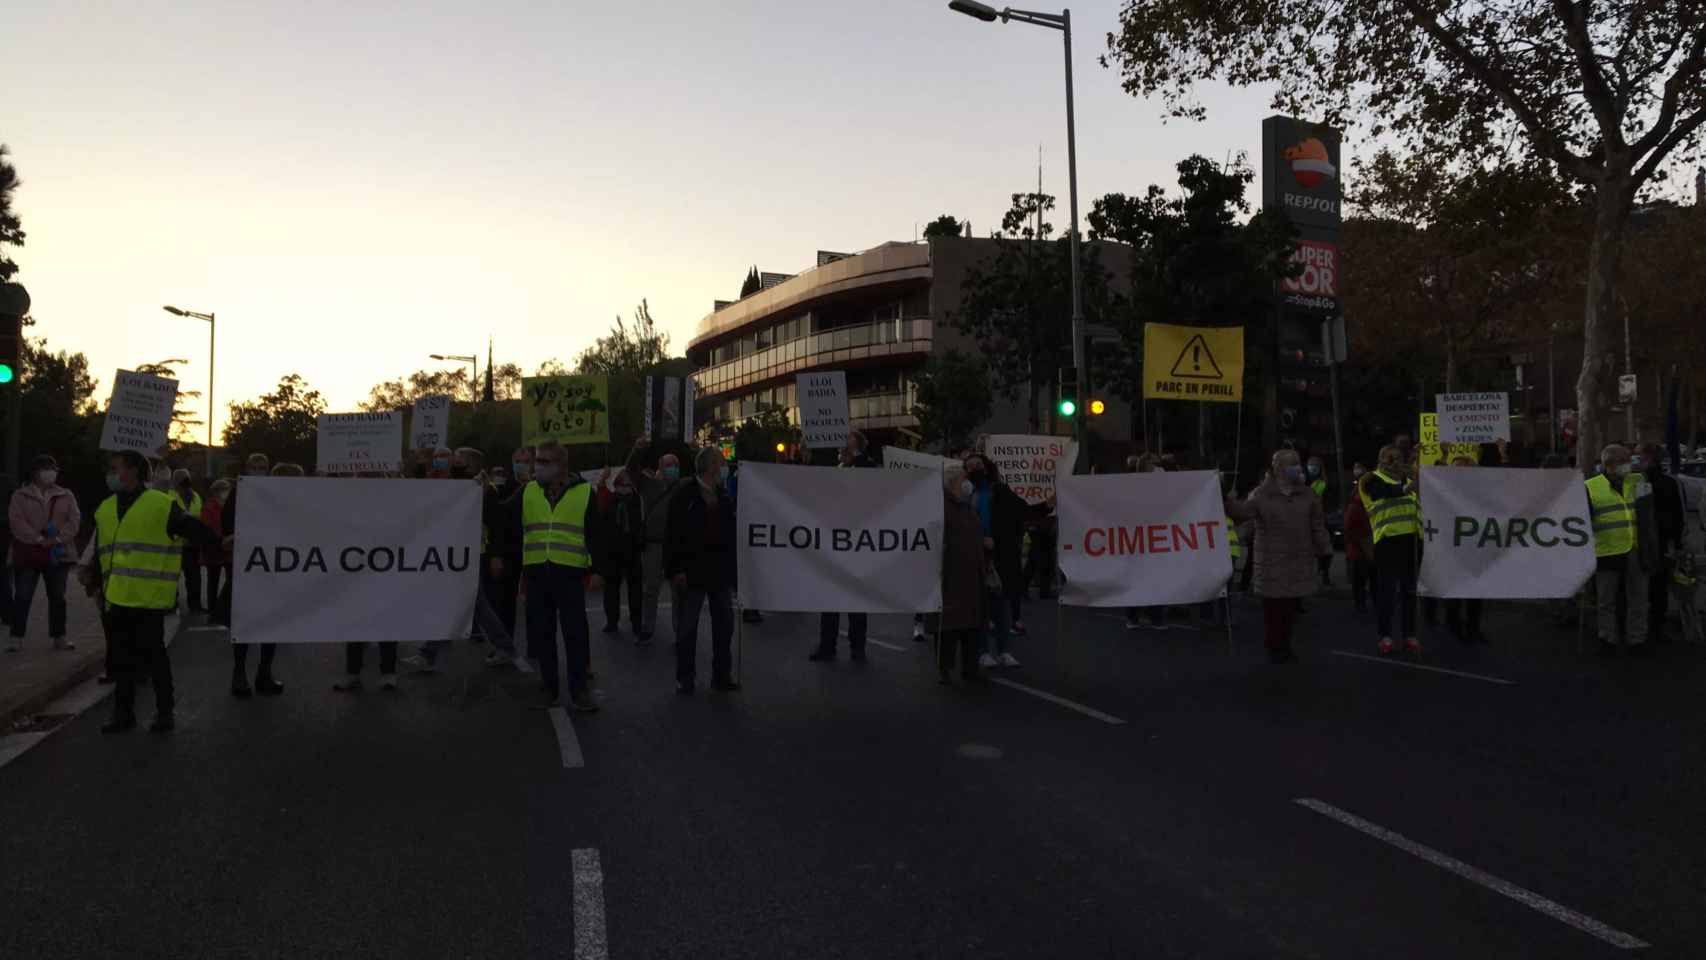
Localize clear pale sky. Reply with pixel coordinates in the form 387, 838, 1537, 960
2, 0, 1275, 441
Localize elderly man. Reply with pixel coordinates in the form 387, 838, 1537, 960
664, 446, 739, 694
1587, 444, 1655, 657
1360, 444, 1421, 656
624, 434, 687, 644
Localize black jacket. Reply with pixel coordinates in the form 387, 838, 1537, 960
664, 481, 737, 590
1646, 469, 1685, 550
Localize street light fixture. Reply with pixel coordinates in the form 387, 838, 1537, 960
947, 3, 1086, 466
163, 305, 216, 480
430, 353, 479, 394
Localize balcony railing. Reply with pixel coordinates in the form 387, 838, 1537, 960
693, 316, 932, 397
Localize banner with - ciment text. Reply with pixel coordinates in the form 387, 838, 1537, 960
1057, 471, 1232, 608
1418, 467, 1595, 599
231, 478, 481, 645
736, 462, 943, 613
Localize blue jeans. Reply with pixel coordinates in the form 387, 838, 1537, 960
676, 583, 734, 685
11, 564, 70, 640
525, 564, 590, 701
982, 584, 1012, 656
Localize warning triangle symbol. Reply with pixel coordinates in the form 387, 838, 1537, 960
1169, 334, 1224, 380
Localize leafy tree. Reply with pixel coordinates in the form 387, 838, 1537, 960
950, 191, 1113, 432
705, 405, 799, 463
740, 266, 761, 298
575, 300, 670, 376
0, 144, 22, 283
223, 374, 326, 469
534, 358, 570, 377
1104, 0, 1706, 465
923, 215, 963, 239
362, 362, 522, 411
912, 349, 993, 452
17, 338, 104, 502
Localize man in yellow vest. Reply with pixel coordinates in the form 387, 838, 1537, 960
1359, 444, 1422, 656
501, 439, 604, 710
168, 468, 206, 613
1586, 444, 1652, 656
91, 449, 218, 733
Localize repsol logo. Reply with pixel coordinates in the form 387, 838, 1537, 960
1284, 193, 1340, 216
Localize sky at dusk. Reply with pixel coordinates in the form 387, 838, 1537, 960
2, 1, 1280, 440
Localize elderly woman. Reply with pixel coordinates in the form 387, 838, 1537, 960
936, 466, 988, 685
1225, 449, 1332, 663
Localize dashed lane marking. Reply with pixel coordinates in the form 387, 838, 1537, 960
572, 848, 608, 960
989, 678, 1127, 726
1329, 650, 1516, 685
548, 706, 585, 769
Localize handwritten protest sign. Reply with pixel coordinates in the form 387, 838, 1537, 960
522, 375, 610, 445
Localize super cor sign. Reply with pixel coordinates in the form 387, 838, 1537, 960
1280, 239, 1337, 298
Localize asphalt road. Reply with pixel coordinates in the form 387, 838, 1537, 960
1, 585, 1701, 959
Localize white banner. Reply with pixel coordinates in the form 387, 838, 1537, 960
736, 462, 943, 613
983, 434, 1077, 505
1057, 471, 1231, 608
410, 395, 451, 449
1418, 467, 1595, 599
797, 371, 849, 449
317, 412, 403, 474
231, 478, 480, 644
100, 370, 179, 454
1437, 392, 1510, 444
883, 446, 954, 473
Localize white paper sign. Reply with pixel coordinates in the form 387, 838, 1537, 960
736, 462, 943, 613
883, 446, 954, 473
411, 395, 451, 449
1418, 467, 1595, 599
1436, 392, 1510, 444
316, 412, 404, 475
231, 478, 480, 644
983, 434, 1078, 505
797, 371, 850, 449
99, 370, 179, 454
1057, 471, 1231, 608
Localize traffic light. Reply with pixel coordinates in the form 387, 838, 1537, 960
1088, 398, 1106, 416
774, 441, 786, 454
0, 284, 24, 386
1057, 367, 1078, 418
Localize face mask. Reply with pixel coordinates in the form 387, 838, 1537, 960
662, 465, 681, 482
512, 462, 530, 480
37, 469, 57, 486
432, 458, 450, 472
1630, 456, 1645, 471
959, 479, 975, 500
1307, 464, 1321, 478
106, 472, 122, 492
615, 484, 634, 497
1615, 462, 1633, 477
534, 463, 560, 483
1281, 465, 1305, 484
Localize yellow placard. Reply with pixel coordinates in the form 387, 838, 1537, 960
1417, 413, 1481, 465
1142, 323, 1244, 402
522, 375, 610, 446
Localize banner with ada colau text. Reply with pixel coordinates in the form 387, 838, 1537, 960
231, 478, 481, 644
736, 462, 943, 613
1418, 467, 1595, 599
1057, 471, 1232, 608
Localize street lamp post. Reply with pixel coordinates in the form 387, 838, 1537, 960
948, 1, 1085, 466
430, 353, 479, 396
163, 305, 215, 480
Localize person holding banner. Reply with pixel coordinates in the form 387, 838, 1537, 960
167, 469, 205, 613
964, 453, 1049, 667
504, 440, 603, 710
1360, 446, 1422, 656
665, 447, 738, 693
1224, 450, 1331, 664
594, 468, 646, 636
1442, 453, 1487, 644
1343, 464, 1376, 614
1587, 444, 1656, 657
625, 435, 686, 644
813, 431, 879, 663
1638, 443, 1686, 644
936, 467, 988, 685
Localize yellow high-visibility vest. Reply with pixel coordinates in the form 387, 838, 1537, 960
1226, 518, 1242, 561
170, 490, 203, 547
1584, 473, 1638, 558
94, 490, 183, 610
1360, 469, 1420, 544
521, 481, 592, 568
1310, 478, 1327, 499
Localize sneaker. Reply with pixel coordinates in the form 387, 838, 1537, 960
52, 637, 75, 651
1378, 637, 1396, 655
1124, 619, 1140, 631
912, 623, 926, 641
254, 676, 284, 696
231, 671, 253, 698
332, 676, 363, 692
399, 654, 436, 672
999, 653, 1020, 668
568, 696, 600, 714
148, 713, 176, 733
380, 674, 399, 690
484, 650, 514, 667
978, 653, 998, 668
1404, 637, 1422, 655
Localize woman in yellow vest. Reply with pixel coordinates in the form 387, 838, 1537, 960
168, 468, 206, 613
90, 449, 219, 734
1360, 445, 1422, 656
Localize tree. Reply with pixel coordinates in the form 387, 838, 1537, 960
923, 215, 963, 239
705, 405, 800, 463
0, 144, 22, 283
1105, 0, 1706, 465
740, 266, 761, 298
950, 191, 1113, 432
362, 362, 523, 411
574, 299, 670, 376
223, 374, 326, 469
17, 338, 104, 503
912, 349, 994, 452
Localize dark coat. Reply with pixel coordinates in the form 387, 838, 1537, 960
982, 480, 1048, 593
665, 480, 737, 590
939, 492, 988, 632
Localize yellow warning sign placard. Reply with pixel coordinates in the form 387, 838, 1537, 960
1142, 323, 1244, 402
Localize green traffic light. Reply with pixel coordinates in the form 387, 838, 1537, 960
0, 364, 13, 385
1058, 399, 1076, 417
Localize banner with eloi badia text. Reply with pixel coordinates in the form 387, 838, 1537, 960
736, 462, 943, 613
1418, 467, 1595, 599
231, 478, 480, 644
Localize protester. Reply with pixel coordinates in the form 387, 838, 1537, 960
1587, 444, 1658, 657
8, 454, 80, 652
200, 478, 231, 613
1361, 445, 1422, 655
1637, 442, 1686, 643
1022, 510, 1058, 601
665, 446, 739, 694
595, 467, 646, 635
936, 466, 988, 685
624, 435, 686, 644
813, 430, 878, 663
229, 459, 296, 696
1224, 450, 1332, 663
1343, 468, 1376, 614
502, 439, 603, 710
487, 445, 533, 645
963, 452, 1046, 667
402, 448, 519, 671
1442, 454, 1486, 643
167, 468, 206, 612
1125, 453, 1172, 630
89, 450, 218, 733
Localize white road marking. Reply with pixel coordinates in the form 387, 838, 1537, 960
548, 706, 585, 769
990, 678, 1127, 726
1329, 650, 1516, 686
1294, 798, 1650, 950
864, 638, 907, 652
0, 676, 116, 771
571, 847, 609, 960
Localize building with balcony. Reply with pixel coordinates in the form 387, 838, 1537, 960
686, 236, 1139, 453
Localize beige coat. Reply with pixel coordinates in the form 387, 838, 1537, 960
1227, 479, 1331, 599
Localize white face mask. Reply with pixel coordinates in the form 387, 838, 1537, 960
36, 469, 57, 486
1615, 462, 1633, 477
959, 479, 974, 500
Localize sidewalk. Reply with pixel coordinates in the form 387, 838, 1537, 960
0, 580, 182, 729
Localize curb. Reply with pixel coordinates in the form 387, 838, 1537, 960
1, 611, 184, 731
